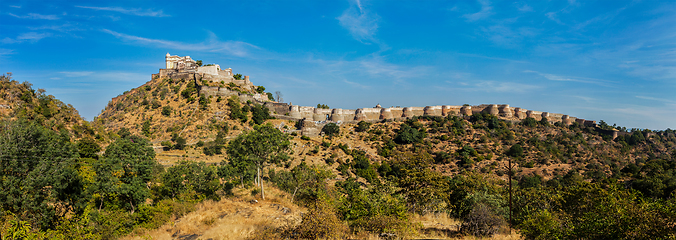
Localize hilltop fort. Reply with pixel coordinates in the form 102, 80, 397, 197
147, 54, 631, 138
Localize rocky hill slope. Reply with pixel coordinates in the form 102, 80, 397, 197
0, 73, 98, 139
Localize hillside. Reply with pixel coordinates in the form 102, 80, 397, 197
91, 67, 676, 183
2, 64, 675, 239
0, 73, 98, 139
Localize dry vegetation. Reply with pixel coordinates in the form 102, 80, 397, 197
122, 187, 303, 240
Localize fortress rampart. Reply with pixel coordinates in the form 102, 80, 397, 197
148, 54, 600, 137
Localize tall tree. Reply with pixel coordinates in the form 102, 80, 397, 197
94, 134, 157, 213
226, 123, 290, 199
0, 120, 85, 229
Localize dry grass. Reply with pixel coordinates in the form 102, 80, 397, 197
121, 186, 303, 240
411, 213, 521, 240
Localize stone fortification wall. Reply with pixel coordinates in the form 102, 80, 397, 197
389, 107, 404, 119
197, 65, 220, 75
264, 102, 290, 115
472, 105, 489, 114
285, 102, 597, 137
313, 108, 332, 121
199, 86, 268, 103
498, 105, 513, 118
155, 54, 601, 136
424, 106, 443, 116
443, 105, 462, 116
356, 108, 382, 121
526, 110, 543, 120
299, 106, 314, 119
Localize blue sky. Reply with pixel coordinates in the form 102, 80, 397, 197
1, 0, 675, 130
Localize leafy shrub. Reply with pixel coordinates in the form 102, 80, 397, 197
256, 86, 265, 93
506, 144, 524, 158
355, 121, 371, 132
460, 203, 504, 237
161, 106, 172, 116
522, 117, 537, 127
394, 123, 426, 144
294, 200, 347, 239
322, 123, 340, 137
251, 104, 271, 125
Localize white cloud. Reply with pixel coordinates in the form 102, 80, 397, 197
59, 71, 94, 77
517, 4, 533, 12
463, 0, 493, 22
337, 0, 379, 44
8, 13, 60, 20
358, 56, 429, 84
545, 12, 564, 25
1, 32, 52, 44
75, 6, 169, 17
9, 5, 21, 8
524, 70, 614, 86
29, 24, 82, 33
445, 80, 541, 93
636, 96, 676, 104
103, 29, 260, 57
343, 79, 370, 89
0, 48, 13, 57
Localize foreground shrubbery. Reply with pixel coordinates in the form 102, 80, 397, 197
3, 112, 676, 240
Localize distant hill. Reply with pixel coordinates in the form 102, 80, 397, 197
0, 73, 98, 139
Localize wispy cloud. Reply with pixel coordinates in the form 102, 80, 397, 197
9, 5, 21, 8
478, 24, 539, 47
29, 24, 82, 33
8, 13, 59, 20
1, 32, 52, 44
524, 70, 614, 86
572, 95, 596, 103
0, 49, 14, 57
103, 29, 259, 57
75, 6, 169, 17
358, 56, 429, 83
636, 96, 676, 104
59, 71, 94, 77
517, 4, 533, 12
459, 52, 529, 63
545, 12, 564, 25
337, 0, 380, 44
343, 79, 370, 89
445, 80, 541, 93
463, 0, 493, 22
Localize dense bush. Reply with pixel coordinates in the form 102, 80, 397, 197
322, 123, 340, 137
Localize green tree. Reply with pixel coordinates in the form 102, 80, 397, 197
268, 162, 335, 204
233, 73, 243, 80
0, 120, 85, 229
77, 137, 101, 160
394, 120, 427, 144
322, 123, 340, 137
161, 106, 172, 116
158, 161, 220, 201
226, 124, 290, 199
522, 117, 537, 127
198, 94, 209, 110
94, 134, 157, 213
195, 60, 203, 67
355, 121, 371, 132
141, 119, 151, 137
256, 86, 265, 94
227, 96, 247, 122
251, 104, 271, 125
386, 151, 450, 214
